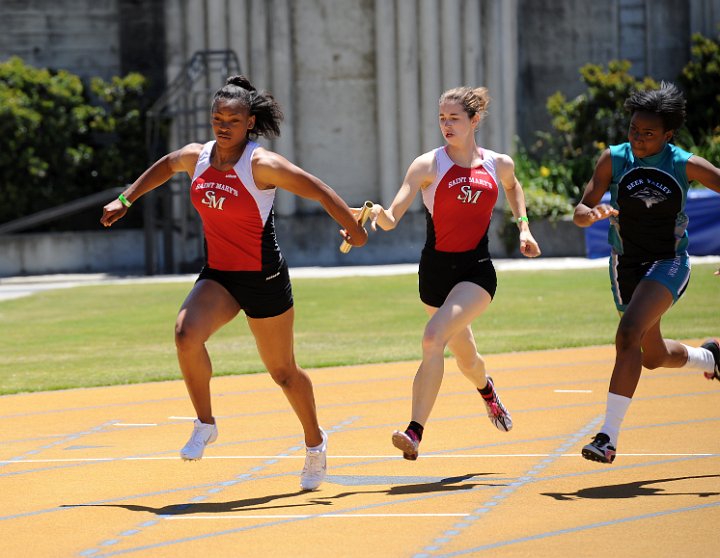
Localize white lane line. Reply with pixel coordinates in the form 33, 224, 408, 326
113, 423, 158, 427
168, 416, 196, 420
165, 513, 470, 520
2, 453, 716, 464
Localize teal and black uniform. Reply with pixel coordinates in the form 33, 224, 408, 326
606, 142, 693, 311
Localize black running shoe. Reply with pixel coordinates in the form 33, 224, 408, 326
581, 432, 616, 464
701, 339, 720, 381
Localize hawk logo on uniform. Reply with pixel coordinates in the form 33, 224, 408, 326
630, 187, 666, 208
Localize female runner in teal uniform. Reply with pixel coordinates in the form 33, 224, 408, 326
574, 82, 720, 464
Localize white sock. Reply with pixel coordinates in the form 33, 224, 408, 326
683, 344, 716, 372
600, 392, 632, 447
307, 428, 327, 451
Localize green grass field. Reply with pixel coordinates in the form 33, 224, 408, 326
1, 264, 717, 395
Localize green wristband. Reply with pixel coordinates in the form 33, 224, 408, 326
516, 216, 529, 224
118, 193, 132, 208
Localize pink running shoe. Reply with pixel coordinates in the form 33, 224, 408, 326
392, 429, 420, 461
481, 377, 513, 432
701, 339, 720, 381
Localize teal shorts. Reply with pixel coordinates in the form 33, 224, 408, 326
609, 252, 691, 312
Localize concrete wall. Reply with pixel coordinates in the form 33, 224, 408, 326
517, 0, 696, 140
0, 0, 120, 80
0, 215, 586, 277
0, 230, 151, 276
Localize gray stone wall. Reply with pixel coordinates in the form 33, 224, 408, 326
517, 0, 693, 141
0, 0, 120, 79
0, 214, 587, 276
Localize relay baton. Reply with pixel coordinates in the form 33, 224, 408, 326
340, 200, 374, 253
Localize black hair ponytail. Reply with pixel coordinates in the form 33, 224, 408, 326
212, 75, 284, 139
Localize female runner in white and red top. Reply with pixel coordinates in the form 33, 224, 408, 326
368, 86, 541, 460
101, 75, 367, 491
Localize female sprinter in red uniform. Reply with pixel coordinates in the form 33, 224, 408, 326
101, 75, 367, 490
368, 86, 541, 460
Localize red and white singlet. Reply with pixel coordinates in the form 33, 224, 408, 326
421, 146, 500, 253
190, 140, 281, 271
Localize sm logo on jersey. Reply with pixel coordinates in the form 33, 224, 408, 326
201, 191, 226, 210
457, 184, 482, 204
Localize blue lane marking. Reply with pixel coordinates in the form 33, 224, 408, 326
72, 452, 718, 558
77, 418, 358, 556
0, 421, 117, 468
413, 416, 603, 558
434, 500, 720, 557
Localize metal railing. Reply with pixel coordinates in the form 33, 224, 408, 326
0, 187, 124, 235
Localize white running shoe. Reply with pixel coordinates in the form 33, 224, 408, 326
180, 419, 218, 461
300, 428, 327, 491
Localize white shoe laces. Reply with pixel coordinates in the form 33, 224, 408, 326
303, 449, 325, 475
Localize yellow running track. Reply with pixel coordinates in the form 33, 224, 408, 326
2, 344, 719, 557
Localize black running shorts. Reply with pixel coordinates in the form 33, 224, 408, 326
197, 258, 294, 319
418, 249, 497, 308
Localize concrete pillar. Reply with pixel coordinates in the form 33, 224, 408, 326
269, 0, 296, 216
499, 0, 518, 156
396, 1, 421, 175
484, 1, 502, 154
485, 0, 517, 156
419, 0, 442, 153
228, 0, 250, 74
248, 0, 269, 90
462, 0, 484, 144
206, 0, 228, 51
374, 0, 400, 206
185, 0, 207, 56
441, 0, 463, 91
689, 0, 720, 36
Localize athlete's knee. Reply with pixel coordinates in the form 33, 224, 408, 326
615, 320, 644, 351
174, 320, 207, 351
268, 363, 301, 388
421, 324, 447, 356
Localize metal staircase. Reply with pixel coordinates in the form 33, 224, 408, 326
144, 50, 241, 274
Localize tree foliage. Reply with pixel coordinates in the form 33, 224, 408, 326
516, 33, 720, 218
679, 32, 720, 140
541, 60, 658, 197
0, 57, 149, 225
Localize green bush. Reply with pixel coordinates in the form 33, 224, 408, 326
0, 57, 149, 226
513, 142, 577, 217
515, 33, 720, 212
678, 32, 720, 141
536, 60, 658, 199
507, 61, 657, 224
676, 32, 720, 175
